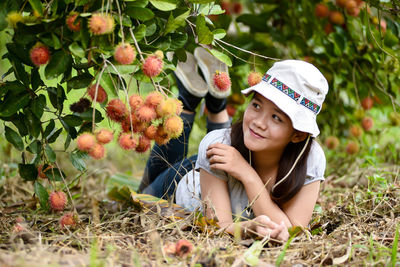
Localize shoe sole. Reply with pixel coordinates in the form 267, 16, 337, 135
194, 47, 230, 99
174, 52, 208, 98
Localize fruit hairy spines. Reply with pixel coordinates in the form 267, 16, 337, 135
142, 55, 163, 77
49, 191, 67, 211
114, 43, 136, 65
30, 43, 50, 66
95, 129, 113, 144
77, 133, 96, 152
106, 99, 128, 122
88, 84, 107, 104
213, 71, 231, 91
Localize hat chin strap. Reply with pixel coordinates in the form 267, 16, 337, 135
272, 134, 311, 192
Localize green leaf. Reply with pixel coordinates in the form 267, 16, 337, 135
196, 15, 213, 44
25, 110, 41, 138
69, 42, 85, 58
149, 0, 177, 11
29, 0, 43, 16
44, 168, 64, 181
11, 113, 29, 137
34, 181, 49, 210
107, 173, 141, 191
47, 128, 62, 143
0, 92, 30, 117
43, 120, 55, 139
0, 81, 25, 99
45, 50, 73, 80
45, 144, 56, 162
69, 151, 87, 172
188, 0, 214, 3
169, 33, 188, 50
27, 140, 41, 154
164, 10, 190, 35
62, 114, 83, 127
212, 29, 226, 40
5, 126, 24, 151
60, 118, 78, 139
67, 73, 93, 89
74, 108, 103, 123
105, 64, 139, 75
133, 24, 147, 41
100, 73, 118, 98
125, 0, 149, 7
7, 53, 30, 87
31, 68, 44, 91
126, 7, 155, 21
18, 163, 38, 181
30, 94, 46, 119
210, 49, 232, 67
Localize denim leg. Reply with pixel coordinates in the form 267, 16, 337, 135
138, 112, 195, 192
142, 155, 198, 199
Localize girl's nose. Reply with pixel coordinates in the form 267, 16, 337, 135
253, 113, 268, 130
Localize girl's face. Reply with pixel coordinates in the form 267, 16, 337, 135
242, 93, 297, 153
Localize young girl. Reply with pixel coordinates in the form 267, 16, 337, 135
139, 49, 328, 241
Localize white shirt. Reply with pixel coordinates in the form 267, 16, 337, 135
175, 128, 326, 218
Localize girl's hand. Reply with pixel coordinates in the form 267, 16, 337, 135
206, 143, 252, 181
248, 215, 289, 241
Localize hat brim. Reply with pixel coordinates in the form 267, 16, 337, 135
241, 81, 320, 137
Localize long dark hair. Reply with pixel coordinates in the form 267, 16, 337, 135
230, 120, 313, 206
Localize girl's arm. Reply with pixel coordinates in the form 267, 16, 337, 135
200, 169, 289, 240
207, 143, 320, 228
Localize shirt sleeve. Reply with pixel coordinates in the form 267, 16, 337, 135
195, 129, 230, 182
304, 140, 326, 185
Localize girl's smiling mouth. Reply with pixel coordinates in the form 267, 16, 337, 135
250, 128, 265, 138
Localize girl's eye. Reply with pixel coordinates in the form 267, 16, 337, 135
252, 102, 260, 109
272, 114, 283, 122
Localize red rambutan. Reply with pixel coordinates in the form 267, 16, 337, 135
89, 143, 106, 160
129, 94, 144, 111
59, 213, 77, 228
154, 125, 170, 145
66, 12, 81, 32
247, 71, 262, 87
88, 84, 107, 104
213, 71, 231, 91
175, 239, 193, 257
144, 124, 157, 140
136, 105, 157, 123
145, 91, 164, 107
106, 99, 128, 122
88, 13, 108, 35
135, 135, 151, 153
156, 98, 177, 117
49, 191, 67, 211
163, 115, 183, 138
118, 133, 138, 150
30, 43, 50, 66
77, 133, 96, 152
114, 43, 136, 65
142, 55, 163, 77
95, 129, 113, 144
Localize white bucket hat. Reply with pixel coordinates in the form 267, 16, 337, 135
241, 60, 329, 137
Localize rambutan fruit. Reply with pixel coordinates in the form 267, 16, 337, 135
144, 124, 157, 140
154, 50, 164, 59
95, 129, 113, 144
213, 71, 231, 91
361, 97, 373, 110
315, 3, 330, 18
59, 213, 77, 228
89, 143, 106, 160
324, 136, 340, 150
163, 115, 183, 138
136, 105, 157, 123
6, 11, 24, 28
346, 141, 359, 155
13, 223, 25, 233
66, 12, 81, 32
87, 84, 107, 104
88, 13, 108, 35
105, 14, 115, 34
329, 11, 344, 25
118, 133, 138, 150
135, 135, 151, 153
156, 98, 177, 117
49, 191, 67, 211
361, 117, 373, 131
350, 125, 363, 138
106, 99, 128, 122
154, 125, 170, 145
30, 43, 50, 66
247, 72, 262, 87
175, 239, 193, 257
173, 99, 183, 115
77, 133, 96, 152
129, 94, 144, 111
142, 55, 163, 77
114, 43, 136, 65
145, 91, 164, 108
70, 98, 91, 113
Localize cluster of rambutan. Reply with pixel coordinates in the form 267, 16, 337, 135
105, 91, 184, 153
76, 128, 114, 160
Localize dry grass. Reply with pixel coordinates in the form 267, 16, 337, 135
0, 158, 399, 266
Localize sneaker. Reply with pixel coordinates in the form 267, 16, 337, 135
194, 47, 230, 99
174, 52, 208, 98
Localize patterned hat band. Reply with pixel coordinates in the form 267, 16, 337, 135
262, 73, 321, 114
